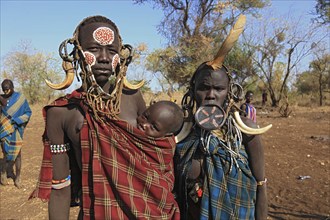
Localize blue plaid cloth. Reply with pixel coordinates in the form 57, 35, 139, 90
174, 128, 257, 220
0, 92, 31, 161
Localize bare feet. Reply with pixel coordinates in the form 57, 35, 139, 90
0, 172, 8, 185
7, 172, 16, 180
14, 176, 21, 189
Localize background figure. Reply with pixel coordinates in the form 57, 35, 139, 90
0, 79, 32, 188
262, 90, 268, 108
240, 90, 257, 123
30, 15, 180, 220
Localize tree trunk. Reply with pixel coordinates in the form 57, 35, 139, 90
279, 48, 294, 104
269, 88, 278, 107
319, 73, 323, 106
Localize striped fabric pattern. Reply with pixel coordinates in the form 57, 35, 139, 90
174, 128, 257, 220
245, 103, 257, 123
30, 90, 180, 220
0, 116, 14, 139
0, 92, 31, 161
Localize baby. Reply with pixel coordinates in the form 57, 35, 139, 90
137, 100, 184, 138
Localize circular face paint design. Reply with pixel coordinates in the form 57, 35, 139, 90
112, 54, 120, 71
93, 27, 114, 46
84, 51, 96, 66
195, 104, 226, 130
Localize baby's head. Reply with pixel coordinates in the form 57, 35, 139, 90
137, 101, 184, 138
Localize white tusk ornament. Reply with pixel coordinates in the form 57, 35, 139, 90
45, 61, 75, 90
175, 122, 193, 143
233, 111, 272, 135
123, 77, 145, 90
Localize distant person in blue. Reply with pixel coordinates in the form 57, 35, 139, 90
0, 79, 32, 188
241, 90, 257, 123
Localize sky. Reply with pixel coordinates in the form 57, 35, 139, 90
0, 0, 320, 91
0, 0, 164, 56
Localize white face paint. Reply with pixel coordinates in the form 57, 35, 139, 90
93, 27, 115, 46
112, 54, 120, 72
83, 51, 96, 66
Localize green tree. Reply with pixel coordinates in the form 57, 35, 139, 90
134, 0, 267, 88
295, 71, 317, 95
312, 0, 330, 25
1, 41, 64, 104
225, 43, 258, 88
309, 51, 330, 106
244, 12, 326, 106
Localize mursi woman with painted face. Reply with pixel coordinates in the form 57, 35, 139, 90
174, 15, 271, 220
30, 15, 180, 220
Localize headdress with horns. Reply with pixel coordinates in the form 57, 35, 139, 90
45, 15, 144, 91
44, 15, 144, 120
176, 15, 272, 143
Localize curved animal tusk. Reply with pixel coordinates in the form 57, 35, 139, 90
123, 77, 145, 90
175, 121, 193, 143
45, 61, 75, 90
233, 111, 272, 135
206, 14, 246, 70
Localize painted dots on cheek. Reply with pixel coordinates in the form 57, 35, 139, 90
83, 51, 96, 66
112, 54, 120, 71
93, 27, 114, 46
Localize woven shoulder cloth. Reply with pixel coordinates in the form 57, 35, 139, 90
174, 128, 257, 220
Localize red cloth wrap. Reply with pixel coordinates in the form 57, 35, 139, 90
30, 90, 180, 220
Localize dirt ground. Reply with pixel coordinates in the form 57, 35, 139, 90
0, 102, 329, 220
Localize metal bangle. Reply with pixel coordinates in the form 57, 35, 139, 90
257, 178, 267, 186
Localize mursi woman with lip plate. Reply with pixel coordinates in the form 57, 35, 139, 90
174, 15, 271, 220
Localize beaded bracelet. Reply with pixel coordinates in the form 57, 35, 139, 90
52, 179, 71, 190
50, 143, 70, 154
52, 175, 71, 190
257, 178, 267, 186
52, 175, 71, 184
